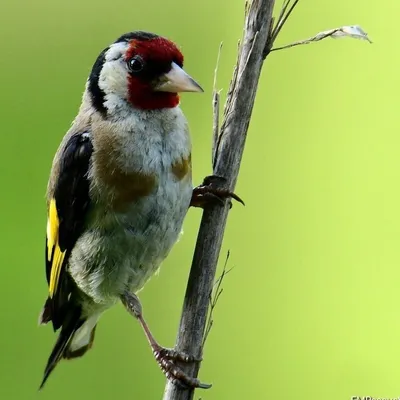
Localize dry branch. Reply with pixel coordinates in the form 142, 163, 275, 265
163, 1, 276, 399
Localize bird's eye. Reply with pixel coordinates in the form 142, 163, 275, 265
127, 56, 144, 73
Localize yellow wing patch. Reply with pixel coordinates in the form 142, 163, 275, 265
46, 199, 66, 298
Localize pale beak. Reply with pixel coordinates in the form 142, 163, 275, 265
155, 62, 203, 93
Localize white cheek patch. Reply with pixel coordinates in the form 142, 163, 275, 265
105, 42, 128, 62
99, 43, 130, 99
99, 61, 129, 98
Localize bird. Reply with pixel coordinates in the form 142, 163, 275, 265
39, 30, 241, 390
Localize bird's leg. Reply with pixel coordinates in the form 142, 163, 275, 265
190, 175, 244, 209
121, 291, 211, 389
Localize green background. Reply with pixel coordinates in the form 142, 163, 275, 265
0, 0, 397, 399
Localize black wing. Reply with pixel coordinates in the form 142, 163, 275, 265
44, 131, 93, 330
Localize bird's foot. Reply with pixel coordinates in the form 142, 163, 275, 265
121, 292, 211, 389
190, 175, 244, 209
152, 345, 211, 389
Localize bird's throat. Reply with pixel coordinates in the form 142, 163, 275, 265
127, 77, 180, 110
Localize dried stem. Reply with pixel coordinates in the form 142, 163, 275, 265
269, 0, 300, 46
212, 42, 223, 167
162, 1, 275, 399
202, 251, 233, 347
271, 25, 372, 51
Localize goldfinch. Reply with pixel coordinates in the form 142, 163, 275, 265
39, 31, 239, 390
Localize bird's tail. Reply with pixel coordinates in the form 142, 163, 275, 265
39, 305, 98, 390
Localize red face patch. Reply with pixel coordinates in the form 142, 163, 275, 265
125, 37, 184, 110
126, 37, 184, 67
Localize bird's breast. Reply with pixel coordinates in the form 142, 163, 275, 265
91, 109, 192, 212
93, 137, 158, 212
70, 109, 193, 301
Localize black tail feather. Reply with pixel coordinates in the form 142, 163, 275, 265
38, 297, 53, 326
39, 307, 83, 390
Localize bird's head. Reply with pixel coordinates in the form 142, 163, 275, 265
88, 31, 203, 115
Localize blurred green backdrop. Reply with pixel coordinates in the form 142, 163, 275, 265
0, 0, 398, 399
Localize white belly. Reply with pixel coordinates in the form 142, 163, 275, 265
69, 175, 192, 304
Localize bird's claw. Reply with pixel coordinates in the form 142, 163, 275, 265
190, 175, 244, 209
154, 346, 202, 363
153, 346, 211, 389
